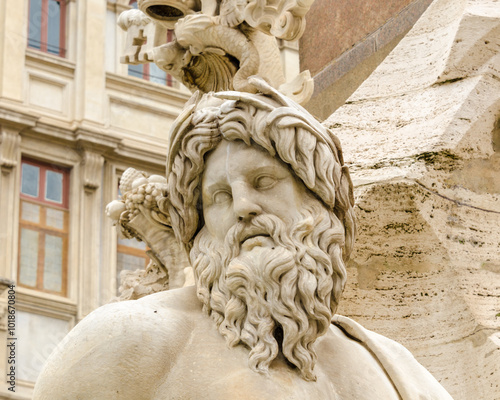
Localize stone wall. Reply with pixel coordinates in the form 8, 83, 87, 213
301, 0, 433, 119
300, 0, 412, 76
325, 0, 500, 398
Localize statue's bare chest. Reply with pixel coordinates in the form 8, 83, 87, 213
155, 348, 339, 400
151, 321, 399, 400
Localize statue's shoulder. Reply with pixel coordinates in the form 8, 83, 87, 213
330, 315, 454, 400
33, 286, 201, 400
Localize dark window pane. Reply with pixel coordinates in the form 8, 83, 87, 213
45, 171, 63, 203
19, 228, 39, 287
21, 164, 40, 197
47, 0, 61, 55
28, 0, 43, 50
150, 63, 167, 85
128, 64, 144, 79
43, 234, 63, 292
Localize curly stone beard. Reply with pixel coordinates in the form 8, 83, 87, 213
190, 201, 347, 381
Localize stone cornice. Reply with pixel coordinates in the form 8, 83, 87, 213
0, 107, 38, 131
113, 142, 166, 168
106, 72, 190, 106
15, 287, 78, 317
74, 127, 122, 154
25, 48, 76, 78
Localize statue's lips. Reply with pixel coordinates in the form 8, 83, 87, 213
240, 232, 273, 251
240, 228, 271, 244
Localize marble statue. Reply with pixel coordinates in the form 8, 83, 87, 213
33, 1, 455, 398
33, 77, 453, 399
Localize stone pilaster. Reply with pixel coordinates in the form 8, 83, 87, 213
74, 0, 108, 126
0, 126, 20, 280
0, 0, 27, 102
78, 149, 105, 319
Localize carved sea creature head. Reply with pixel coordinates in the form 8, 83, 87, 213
165, 77, 356, 261
138, 0, 202, 28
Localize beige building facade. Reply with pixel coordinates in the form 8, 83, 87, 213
0, 1, 188, 397
0, 0, 297, 398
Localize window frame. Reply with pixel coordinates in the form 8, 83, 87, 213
27, 0, 67, 58
18, 158, 70, 296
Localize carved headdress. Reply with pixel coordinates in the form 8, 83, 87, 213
166, 76, 356, 261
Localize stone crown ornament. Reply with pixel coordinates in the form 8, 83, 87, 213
139, 0, 314, 39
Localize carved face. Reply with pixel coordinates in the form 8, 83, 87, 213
202, 140, 309, 247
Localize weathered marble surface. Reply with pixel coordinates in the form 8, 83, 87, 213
324, 0, 500, 398
33, 287, 452, 399
30, 0, 475, 397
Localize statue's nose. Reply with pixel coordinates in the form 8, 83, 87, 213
232, 184, 262, 222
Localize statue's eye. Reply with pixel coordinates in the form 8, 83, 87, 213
255, 175, 277, 189
213, 190, 232, 204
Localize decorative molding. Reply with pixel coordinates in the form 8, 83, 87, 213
25, 48, 76, 78
16, 289, 77, 318
0, 107, 38, 130
0, 127, 20, 174
0, 278, 14, 294
81, 151, 105, 192
75, 128, 122, 152
105, 71, 189, 105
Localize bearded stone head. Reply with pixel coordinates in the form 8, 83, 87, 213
165, 77, 356, 381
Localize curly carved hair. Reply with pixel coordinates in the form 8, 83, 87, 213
166, 77, 356, 263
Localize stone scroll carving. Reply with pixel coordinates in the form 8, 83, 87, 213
0, 127, 20, 175
118, 0, 314, 104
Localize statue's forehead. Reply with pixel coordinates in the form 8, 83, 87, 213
202, 140, 291, 186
